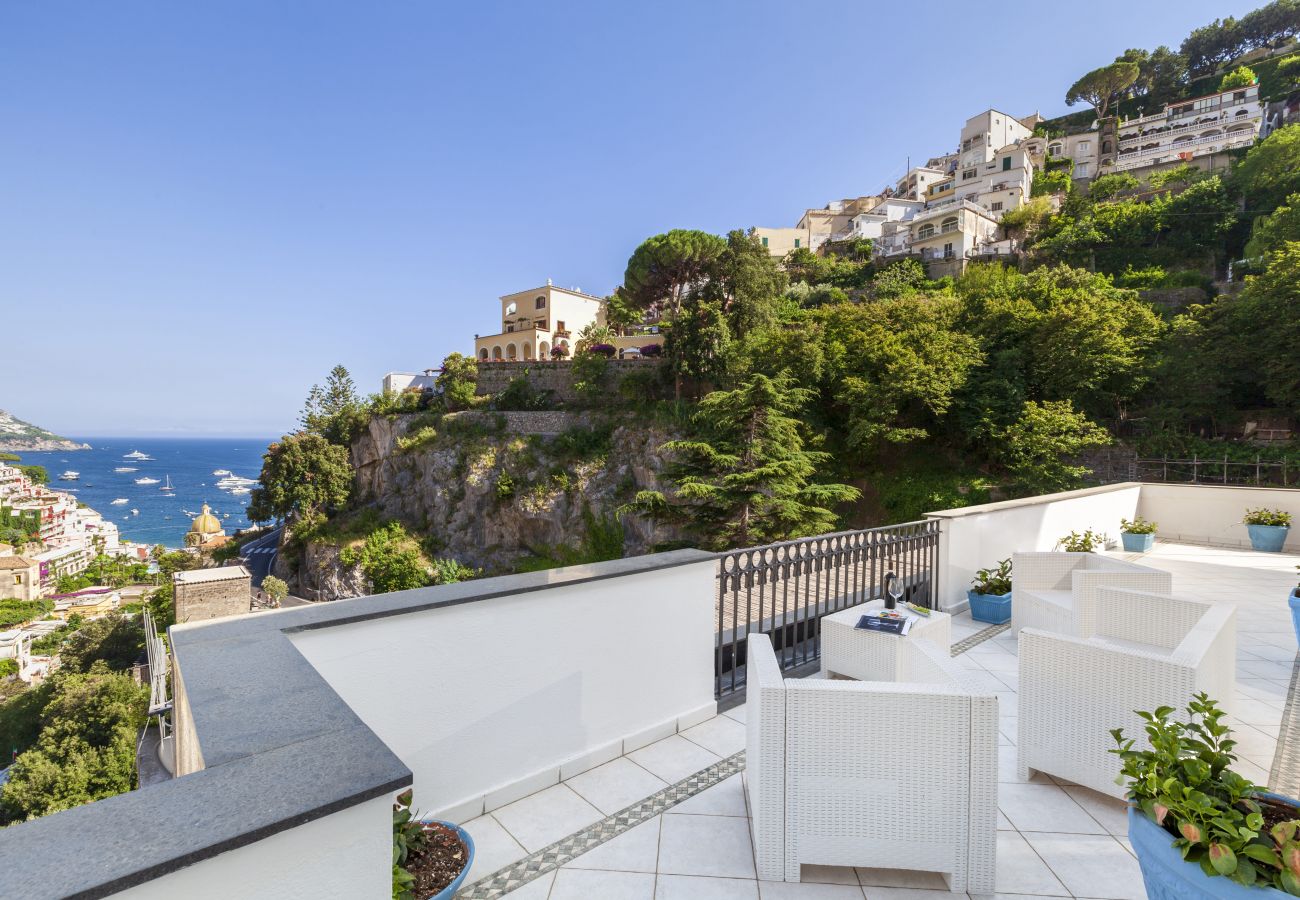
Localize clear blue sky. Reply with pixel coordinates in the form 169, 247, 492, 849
1, 0, 1261, 438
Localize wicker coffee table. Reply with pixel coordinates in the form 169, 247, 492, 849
820, 599, 952, 682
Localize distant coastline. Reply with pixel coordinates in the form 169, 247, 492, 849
0, 408, 92, 452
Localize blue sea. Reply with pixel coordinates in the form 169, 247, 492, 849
14, 438, 273, 548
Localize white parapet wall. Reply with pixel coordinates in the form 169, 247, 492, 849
114, 795, 392, 900
926, 483, 1143, 611
1137, 483, 1300, 551
289, 556, 719, 822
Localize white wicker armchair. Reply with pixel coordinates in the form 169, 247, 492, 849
1011, 551, 1173, 638
746, 632, 997, 892
1018, 587, 1236, 798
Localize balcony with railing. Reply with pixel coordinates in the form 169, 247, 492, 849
1115, 127, 1260, 170
4, 483, 1300, 898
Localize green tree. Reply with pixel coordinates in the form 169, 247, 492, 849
1244, 192, 1300, 257
1216, 243, 1300, 415
261, 575, 288, 607
712, 229, 788, 339
58, 614, 145, 674
663, 299, 731, 399
1158, 175, 1238, 260
1087, 173, 1141, 202
1137, 46, 1189, 105
1181, 18, 1244, 76
817, 297, 980, 449
655, 374, 859, 549
1232, 124, 1300, 214
870, 258, 927, 299
999, 400, 1112, 493
247, 432, 353, 528
1145, 163, 1202, 190
1277, 54, 1300, 86
1065, 61, 1140, 118
17, 465, 48, 485
300, 364, 364, 446
1218, 64, 1257, 91
435, 352, 478, 411
0, 667, 147, 823
622, 230, 727, 320
144, 545, 204, 627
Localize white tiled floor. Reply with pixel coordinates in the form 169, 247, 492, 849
463, 542, 1300, 899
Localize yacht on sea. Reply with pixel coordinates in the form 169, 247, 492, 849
134, 477, 160, 485
114, 467, 137, 473
111, 498, 128, 505
230, 486, 252, 496
160, 475, 173, 491
58, 471, 79, 481
131, 508, 139, 515
123, 450, 152, 460
212, 469, 232, 476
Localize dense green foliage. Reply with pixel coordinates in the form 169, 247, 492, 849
0, 599, 52, 629
248, 432, 353, 530
0, 666, 148, 823
339, 521, 477, 593
57, 614, 145, 674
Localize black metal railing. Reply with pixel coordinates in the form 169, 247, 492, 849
713, 520, 941, 699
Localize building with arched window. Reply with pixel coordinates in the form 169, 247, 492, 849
474, 283, 607, 363
1112, 83, 1266, 179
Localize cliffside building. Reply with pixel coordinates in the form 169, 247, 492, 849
173, 566, 252, 624
474, 283, 605, 363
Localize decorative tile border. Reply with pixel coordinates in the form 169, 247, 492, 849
1268, 655, 1300, 797
951, 622, 1009, 656
462, 621, 1002, 897
458, 751, 746, 899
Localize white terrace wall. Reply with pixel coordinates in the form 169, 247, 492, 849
289, 558, 718, 822
114, 795, 391, 900
1138, 484, 1300, 552
926, 483, 1142, 611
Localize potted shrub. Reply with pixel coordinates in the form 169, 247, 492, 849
967, 558, 1012, 624
1112, 694, 1300, 898
1244, 509, 1293, 553
1056, 528, 1107, 553
1120, 516, 1158, 553
393, 789, 475, 900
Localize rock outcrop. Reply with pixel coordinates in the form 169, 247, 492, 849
279, 411, 680, 598
0, 410, 90, 452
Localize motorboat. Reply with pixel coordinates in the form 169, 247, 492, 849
123, 450, 151, 460
130, 509, 139, 515
230, 487, 252, 496
213, 469, 232, 476
110, 498, 128, 505
134, 477, 160, 485
58, 471, 79, 481
114, 467, 137, 473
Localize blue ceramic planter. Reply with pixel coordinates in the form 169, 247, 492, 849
1121, 532, 1156, 552
967, 589, 1011, 625
1247, 523, 1290, 553
1129, 800, 1295, 899
1289, 589, 1300, 649
419, 820, 475, 900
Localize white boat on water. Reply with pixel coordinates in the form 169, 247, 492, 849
58, 471, 79, 481
230, 486, 252, 495
130, 509, 139, 515
123, 450, 151, 460
134, 477, 160, 485
114, 466, 137, 473
160, 475, 173, 491
110, 498, 128, 505
213, 469, 232, 476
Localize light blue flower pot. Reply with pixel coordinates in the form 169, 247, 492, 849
418, 819, 475, 899
1129, 802, 1293, 899
1247, 523, 1290, 553
967, 589, 1011, 625
1121, 532, 1155, 552
1290, 589, 1300, 649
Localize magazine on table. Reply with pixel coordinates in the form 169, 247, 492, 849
854, 607, 916, 636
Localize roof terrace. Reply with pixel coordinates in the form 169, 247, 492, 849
0, 482, 1298, 899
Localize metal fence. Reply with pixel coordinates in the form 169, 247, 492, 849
1131, 455, 1293, 487
713, 520, 941, 699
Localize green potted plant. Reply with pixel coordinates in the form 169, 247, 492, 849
1112, 694, 1300, 898
393, 789, 474, 900
1056, 528, 1107, 553
1244, 509, 1292, 553
1120, 517, 1159, 553
967, 558, 1012, 624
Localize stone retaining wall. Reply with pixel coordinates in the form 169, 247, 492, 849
445, 410, 582, 435
475, 359, 660, 402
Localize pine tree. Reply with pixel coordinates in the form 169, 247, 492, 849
653, 373, 859, 550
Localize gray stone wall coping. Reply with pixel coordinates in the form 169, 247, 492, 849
0, 548, 715, 899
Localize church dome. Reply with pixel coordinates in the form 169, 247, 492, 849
190, 504, 222, 535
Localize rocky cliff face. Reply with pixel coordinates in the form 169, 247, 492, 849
0, 409, 90, 452
279, 411, 680, 599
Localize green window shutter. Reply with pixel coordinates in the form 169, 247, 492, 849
794, 238, 800, 248
1002, 157, 1011, 170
